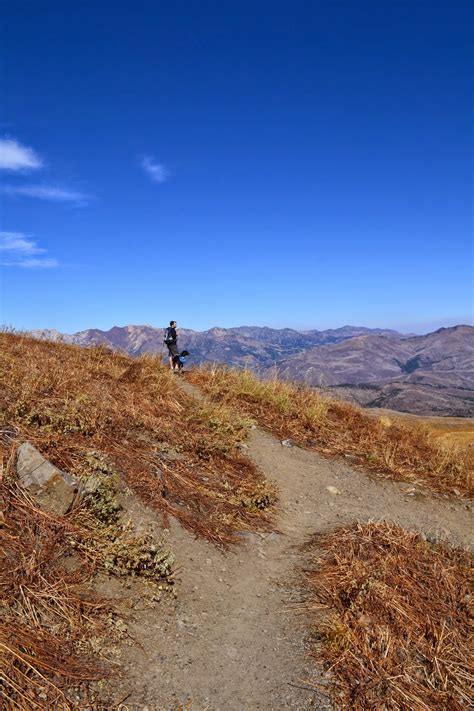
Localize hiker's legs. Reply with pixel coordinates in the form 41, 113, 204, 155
167, 344, 178, 370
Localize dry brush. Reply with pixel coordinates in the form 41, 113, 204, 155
302, 521, 473, 710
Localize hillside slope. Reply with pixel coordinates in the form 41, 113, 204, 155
275, 325, 474, 416
2, 335, 472, 710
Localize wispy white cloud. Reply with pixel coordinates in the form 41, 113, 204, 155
0, 137, 43, 171
0, 232, 45, 255
1, 184, 90, 205
5, 257, 59, 268
0, 231, 59, 268
141, 156, 169, 183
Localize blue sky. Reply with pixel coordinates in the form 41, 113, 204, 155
1, 1, 472, 334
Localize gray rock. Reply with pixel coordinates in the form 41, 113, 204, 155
156, 448, 184, 462
425, 528, 451, 545
281, 439, 294, 448
16, 442, 82, 515
235, 531, 264, 541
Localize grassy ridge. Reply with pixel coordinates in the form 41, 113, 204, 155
0, 333, 275, 545
188, 366, 473, 497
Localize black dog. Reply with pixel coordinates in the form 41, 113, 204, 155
172, 350, 190, 372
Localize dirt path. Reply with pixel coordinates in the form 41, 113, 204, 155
105, 383, 472, 710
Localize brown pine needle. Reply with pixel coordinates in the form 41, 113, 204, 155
302, 521, 473, 710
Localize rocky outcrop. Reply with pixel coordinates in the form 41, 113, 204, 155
16, 442, 82, 515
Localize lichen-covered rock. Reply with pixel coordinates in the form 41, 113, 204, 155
16, 442, 82, 515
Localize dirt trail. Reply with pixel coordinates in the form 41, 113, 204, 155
106, 382, 472, 710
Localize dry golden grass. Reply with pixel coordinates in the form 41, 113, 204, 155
0, 333, 275, 545
367, 408, 474, 450
188, 366, 473, 498
302, 522, 473, 710
0, 477, 109, 709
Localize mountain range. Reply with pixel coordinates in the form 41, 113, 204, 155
275, 325, 474, 416
30, 324, 474, 416
30, 325, 403, 366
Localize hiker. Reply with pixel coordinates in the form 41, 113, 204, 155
164, 320, 179, 370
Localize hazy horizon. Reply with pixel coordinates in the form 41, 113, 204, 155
18, 315, 474, 338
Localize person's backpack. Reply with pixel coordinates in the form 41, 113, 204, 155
163, 327, 174, 345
